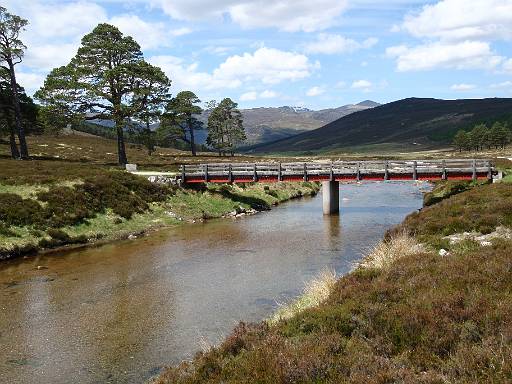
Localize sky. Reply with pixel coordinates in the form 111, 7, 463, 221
5, 0, 512, 110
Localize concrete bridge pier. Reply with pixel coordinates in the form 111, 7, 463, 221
322, 181, 339, 215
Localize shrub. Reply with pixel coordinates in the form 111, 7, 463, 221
391, 183, 512, 244
0, 222, 17, 237
37, 186, 97, 227
39, 229, 88, 248
423, 180, 473, 206
0, 193, 44, 227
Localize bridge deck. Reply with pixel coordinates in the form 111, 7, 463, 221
180, 159, 495, 184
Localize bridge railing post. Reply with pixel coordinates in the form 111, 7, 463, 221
204, 164, 209, 183
278, 162, 282, 182
356, 162, 361, 181
253, 163, 258, 182
384, 160, 389, 180
487, 161, 493, 181
181, 164, 186, 184
330, 162, 334, 181
228, 164, 233, 183
413, 161, 417, 181
442, 160, 447, 180
472, 159, 477, 181
303, 163, 308, 182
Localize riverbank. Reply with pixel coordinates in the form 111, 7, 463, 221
0, 161, 319, 260
156, 181, 512, 383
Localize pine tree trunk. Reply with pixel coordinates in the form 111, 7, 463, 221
7, 60, 28, 159
189, 119, 196, 156
2, 107, 19, 158
145, 121, 154, 156
115, 117, 128, 165
9, 126, 20, 159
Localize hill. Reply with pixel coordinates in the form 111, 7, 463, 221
82, 101, 379, 147
248, 98, 512, 154
197, 101, 380, 145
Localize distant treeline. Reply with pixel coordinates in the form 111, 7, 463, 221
452, 121, 512, 152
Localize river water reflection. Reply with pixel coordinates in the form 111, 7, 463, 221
0, 182, 427, 384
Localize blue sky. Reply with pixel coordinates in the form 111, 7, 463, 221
6, 0, 512, 110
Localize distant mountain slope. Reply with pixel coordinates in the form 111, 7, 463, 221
198, 101, 380, 145
248, 98, 512, 153
84, 101, 380, 146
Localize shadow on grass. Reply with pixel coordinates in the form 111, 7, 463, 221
184, 183, 271, 211
217, 188, 271, 211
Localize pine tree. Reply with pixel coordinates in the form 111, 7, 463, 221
206, 98, 246, 156
35, 24, 170, 165
470, 123, 488, 151
452, 130, 469, 152
0, 7, 29, 158
159, 91, 203, 156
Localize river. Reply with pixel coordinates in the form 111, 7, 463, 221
0, 182, 427, 384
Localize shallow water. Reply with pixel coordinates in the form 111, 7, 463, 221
0, 182, 427, 384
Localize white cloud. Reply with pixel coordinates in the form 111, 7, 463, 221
450, 83, 476, 91
148, 55, 242, 92
399, 0, 512, 42
23, 43, 78, 71
155, 0, 349, 32
213, 47, 319, 84
150, 47, 317, 94
171, 27, 193, 37
110, 15, 190, 50
351, 80, 373, 89
386, 41, 503, 72
503, 59, 512, 73
203, 46, 234, 56
16, 72, 46, 95
20, 1, 108, 39
260, 90, 278, 98
306, 86, 325, 96
240, 89, 279, 101
240, 91, 258, 101
490, 81, 512, 88
389, 0, 512, 73
304, 34, 378, 54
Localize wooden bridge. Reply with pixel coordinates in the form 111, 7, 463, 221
179, 159, 496, 214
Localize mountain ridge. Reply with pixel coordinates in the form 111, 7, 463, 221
196, 100, 381, 145
246, 97, 512, 153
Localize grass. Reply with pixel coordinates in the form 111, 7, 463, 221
268, 269, 337, 326
357, 231, 424, 270
155, 182, 512, 384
